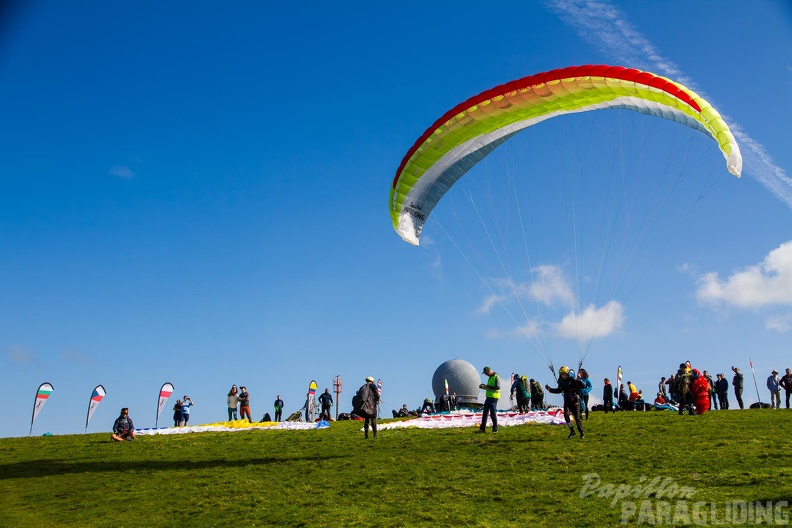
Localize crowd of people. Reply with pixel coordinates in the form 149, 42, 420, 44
601, 363, 792, 414
111, 364, 791, 442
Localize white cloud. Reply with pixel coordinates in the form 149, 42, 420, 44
766, 313, 792, 333
109, 165, 136, 179
696, 241, 792, 308
527, 265, 575, 307
553, 300, 625, 340
476, 265, 574, 314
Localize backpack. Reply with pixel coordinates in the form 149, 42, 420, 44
353, 384, 375, 417
676, 370, 691, 396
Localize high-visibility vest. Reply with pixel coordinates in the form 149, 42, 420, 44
485, 374, 501, 399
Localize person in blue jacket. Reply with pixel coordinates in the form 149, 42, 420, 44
578, 368, 593, 420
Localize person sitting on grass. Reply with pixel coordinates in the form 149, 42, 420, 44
392, 404, 411, 418
111, 408, 136, 442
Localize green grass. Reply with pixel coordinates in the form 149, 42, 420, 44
1, 410, 791, 527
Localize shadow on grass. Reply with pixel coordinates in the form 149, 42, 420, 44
0, 454, 349, 479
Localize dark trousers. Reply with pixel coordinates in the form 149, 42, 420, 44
480, 397, 498, 431
564, 398, 584, 432
734, 388, 744, 409
274, 410, 282, 421
717, 391, 728, 410
785, 390, 791, 409
364, 415, 377, 437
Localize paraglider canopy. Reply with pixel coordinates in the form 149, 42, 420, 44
390, 65, 742, 246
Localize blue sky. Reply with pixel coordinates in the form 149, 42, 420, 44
1, 1, 791, 437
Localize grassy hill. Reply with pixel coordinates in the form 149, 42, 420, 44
1, 409, 790, 527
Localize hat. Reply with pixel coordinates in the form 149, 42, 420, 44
366, 376, 374, 382
482, 366, 491, 374
772, 369, 778, 374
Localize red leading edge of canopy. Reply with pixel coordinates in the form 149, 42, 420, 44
392, 65, 702, 190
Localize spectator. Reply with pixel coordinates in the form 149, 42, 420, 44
318, 389, 334, 419
602, 378, 614, 414
227, 385, 239, 421
767, 370, 781, 409
274, 395, 284, 422
111, 408, 135, 442
704, 371, 717, 411
716, 373, 729, 410
731, 367, 744, 409
173, 399, 182, 427
180, 396, 194, 426
579, 369, 592, 419
658, 377, 668, 399
239, 386, 252, 422
393, 404, 410, 418
780, 368, 792, 409
618, 384, 629, 410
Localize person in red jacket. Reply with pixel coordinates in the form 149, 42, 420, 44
691, 368, 710, 414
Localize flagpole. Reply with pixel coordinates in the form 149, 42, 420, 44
749, 358, 762, 404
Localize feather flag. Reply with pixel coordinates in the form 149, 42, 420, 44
616, 366, 623, 390
30, 382, 54, 435
444, 378, 449, 396
156, 382, 174, 428
308, 380, 318, 420
85, 385, 107, 431
377, 378, 382, 397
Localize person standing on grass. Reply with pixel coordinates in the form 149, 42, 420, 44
227, 385, 239, 421
579, 369, 592, 420
731, 366, 744, 409
675, 364, 693, 415
173, 399, 183, 426
180, 396, 194, 426
318, 388, 333, 420
704, 371, 718, 411
530, 379, 544, 410
666, 374, 678, 405
716, 373, 729, 410
239, 386, 252, 422
780, 368, 792, 409
274, 395, 284, 422
546, 365, 585, 439
111, 408, 136, 442
477, 366, 500, 433
767, 370, 781, 409
358, 376, 380, 439
602, 378, 614, 414
658, 377, 668, 400
510, 373, 527, 413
